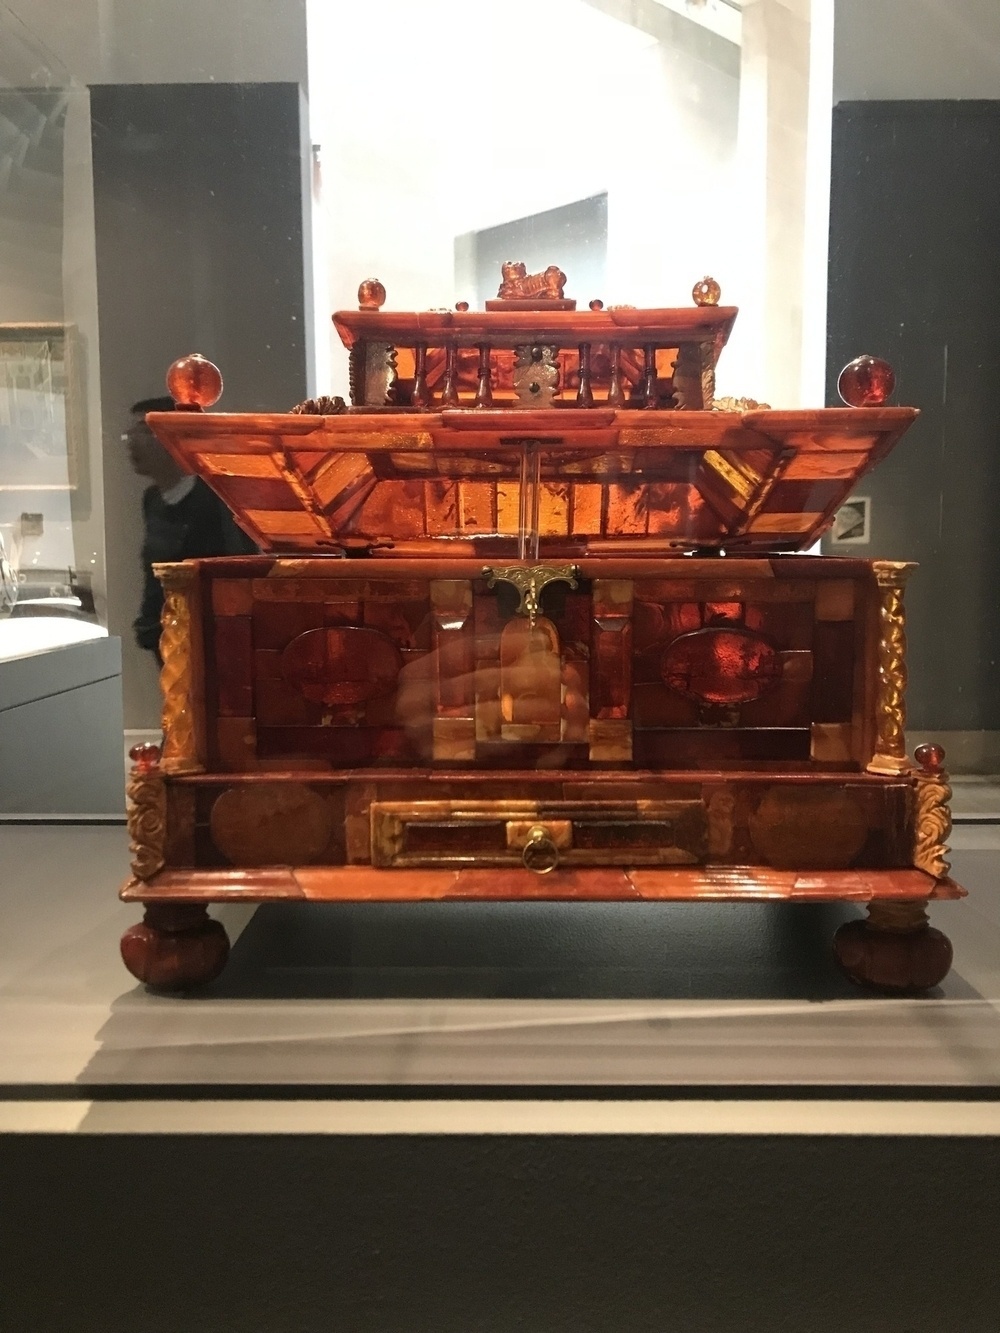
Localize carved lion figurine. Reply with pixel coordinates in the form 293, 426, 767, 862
498, 262, 567, 300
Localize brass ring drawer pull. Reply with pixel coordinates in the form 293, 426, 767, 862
522, 824, 560, 874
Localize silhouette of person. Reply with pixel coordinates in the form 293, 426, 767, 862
123, 395, 256, 659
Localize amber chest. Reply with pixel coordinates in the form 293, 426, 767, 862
119, 283, 961, 991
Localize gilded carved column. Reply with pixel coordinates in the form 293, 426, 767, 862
867, 560, 916, 776
154, 561, 206, 774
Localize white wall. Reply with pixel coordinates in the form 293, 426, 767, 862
308, 0, 744, 399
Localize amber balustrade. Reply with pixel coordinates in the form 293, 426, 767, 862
332, 279, 739, 412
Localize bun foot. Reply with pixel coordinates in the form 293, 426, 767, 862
833, 901, 952, 992
121, 904, 230, 990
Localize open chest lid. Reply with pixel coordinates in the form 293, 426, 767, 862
148, 404, 917, 557
148, 270, 916, 556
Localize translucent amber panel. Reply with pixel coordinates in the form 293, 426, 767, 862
500, 617, 562, 727
661, 627, 781, 706
281, 627, 402, 706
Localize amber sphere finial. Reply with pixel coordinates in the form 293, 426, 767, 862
838, 354, 895, 407
589, 299, 604, 311
358, 279, 386, 310
914, 742, 946, 774
128, 741, 161, 772
166, 354, 223, 410
692, 276, 721, 307
455, 300, 470, 312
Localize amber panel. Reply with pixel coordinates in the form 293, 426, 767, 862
243, 510, 331, 538
739, 678, 813, 729
538, 482, 571, 536
633, 683, 704, 729
500, 617, 562, 738
810, 722, 854, 763
254, 726, 377, 764
557, 590, 592, 654
634, 729, 811, 767
591, 582, 633, 720
748, 600, 815, 651
281, 626, 402, 705
251, 578, 357, 603
810, 621, 856, 723
346, 479, 429, 539
423, 479, 459, 534
436, 620, 476, 716
253, 648, 283, 680
255, 676, 324, 727
213, 616, 253, 716
570, 483, 603, 534
782, 451, 870, 481
164, 784, 196, 866
496, 481, 521, 534
748, 786, 869, 870
309, 452, 376, 510
199, 451, 283, 479
458, 481, 497, 534
212, 475, 305, 513
210, 578, 254, 617
814, 580, 855, 621
604, 482, 648, 535
364, 598, 432, 650
251, 599, 324, 650
323, 600, 364, 626
761, 479, 845, 514
660, 627, 781, 706
209, 783, 339, 867
646, 484, 725, 541
215, 716, 257, 771
747, 512, 821, 535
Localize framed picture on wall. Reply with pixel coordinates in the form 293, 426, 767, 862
830, 496, 871, 544
0, 323, 85, 492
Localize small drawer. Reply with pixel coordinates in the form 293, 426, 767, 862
370, 799, 707, 871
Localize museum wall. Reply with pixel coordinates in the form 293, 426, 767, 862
90, 82, 311, 732
1, 0, 311, 733
828, 0, 1000, 764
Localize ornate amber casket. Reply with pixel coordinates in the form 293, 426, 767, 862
120, 273, 961, 991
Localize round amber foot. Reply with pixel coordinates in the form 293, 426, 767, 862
121, 904, 230, 990
833, 914, 953, 993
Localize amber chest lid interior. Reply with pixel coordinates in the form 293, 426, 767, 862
149, 272, 917, 556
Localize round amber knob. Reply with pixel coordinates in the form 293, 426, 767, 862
692, 276, 721, 307
455, 300, 470, 312
128, 741, 161, 772
914, 742, 946, 774
589, 299, 604, 311
166, 353, 223, 409
522, 825, 559, 875
358, 279, 386, 310
837, 354, 895, 406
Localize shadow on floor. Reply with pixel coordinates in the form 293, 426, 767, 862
182, 899, 872, 1002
